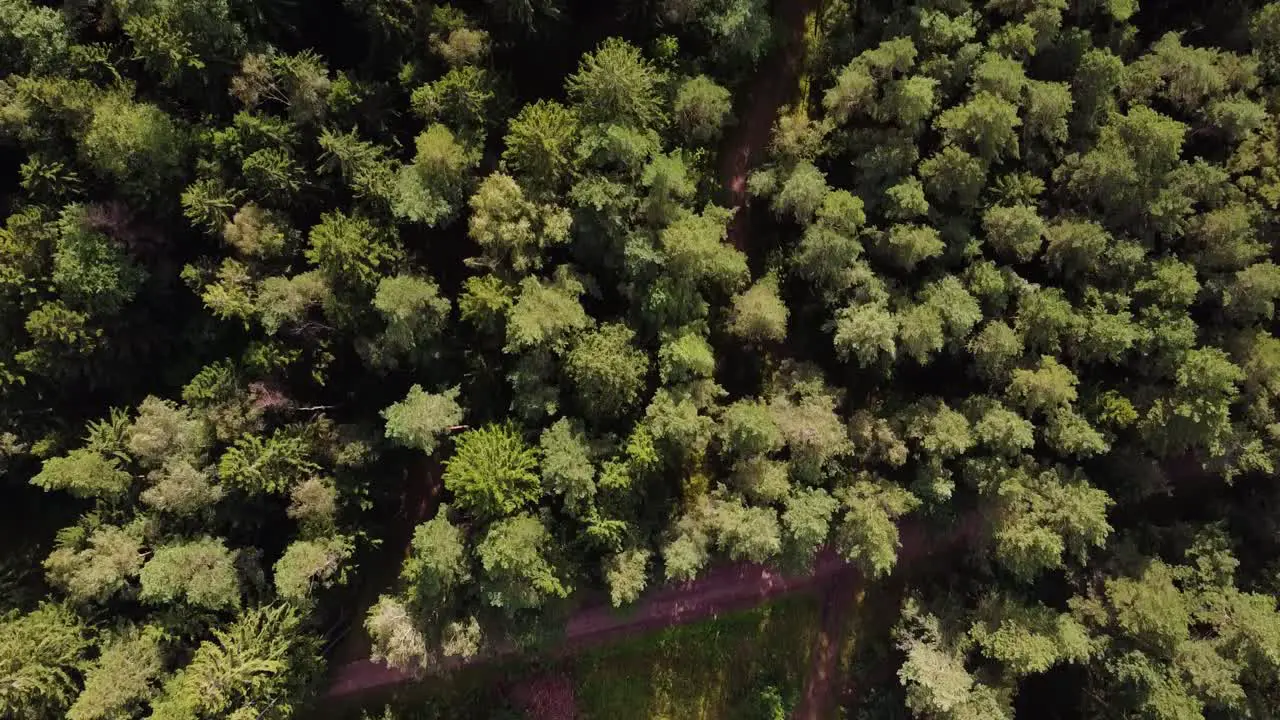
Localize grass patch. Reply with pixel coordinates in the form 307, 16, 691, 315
573, 593, 821, 720
325, 658, 532, 720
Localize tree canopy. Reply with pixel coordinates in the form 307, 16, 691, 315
4, 0, 1280, 718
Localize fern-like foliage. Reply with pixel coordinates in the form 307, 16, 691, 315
443, 423, 540, 517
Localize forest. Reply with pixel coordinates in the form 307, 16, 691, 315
2, 0, 1280, 717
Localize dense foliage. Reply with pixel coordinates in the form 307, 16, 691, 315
3, 0, 1280, 718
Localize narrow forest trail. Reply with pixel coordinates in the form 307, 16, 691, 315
792, 567, 859, 720
328, 455, 443, 666
326, 550, 850, 699
718, 0, 822, 252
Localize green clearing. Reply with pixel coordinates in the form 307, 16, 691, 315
573, 593, 821, 720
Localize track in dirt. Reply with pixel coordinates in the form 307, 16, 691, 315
792, 567, 859, 720
326, 549, 849, 698
324, 513, 984, 701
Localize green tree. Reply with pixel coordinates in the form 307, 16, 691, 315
66, 626, 165, 720
1253, 3, 1280, 81
139, 537, 241, 610
659, 205, 749, 291
975, 462, 1112, 578
392, 124, 480, 226
919, 145, 987, 208
782, 487, 839, 560
504, 271, 591, 353
1060, 105, 1187, 220
1142, 347, 1244, 458
0, 603, 91, 720
79, 94, 187, 203
674, 75, 733, 144
793, 190, 866, 295
43, 524, 144, 604
1007, 355, 1078, 414
658, 328, 717, 384
565, 323, 649, 418
983, 204, 1044, 262
973, 402, 1035, 456
257, 272, 331, 335
305, 211, 402, 289
935, 92, 1022, 161
568, 38, 664, 129
833, 478, 920, 578
142, 459, 224, 516
718, 399, 783, 458
370, 275, 452, 366
52, 207, 147, 315
382, 385, 464, 455
0, 0, 70, 75
476, 514, 570, 612
365, 596, 427, 672
895, 600, 1015, 720
662, 0, 772, 66
502, 100, 580, 195
218, 430, 317, 495
113, 0, 246, 86
410, 65, 498, 132
727, 274, 789, 344
402, 507, 470, 607
1044, 219, 1110, 277
604, 547, 649, 607
968, 594, 1090, 677
31, 449, 132, 500
540, 419, 596, 514
127, 395, 208, 468
468, 173, 571, 274
905, 399, 974, 460
706, 494, 782, 563
834, 303, 898, 367
882, 223, 945, 270
274, 536, 352, 602
149, 605, 320, 720
771, 162, 831, 224
444, 424, 540, 518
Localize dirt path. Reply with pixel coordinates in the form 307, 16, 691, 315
792, 566, 858, 720
718, 0, 821, 251
324, 506, 988, 701
326, 548, 850, 698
